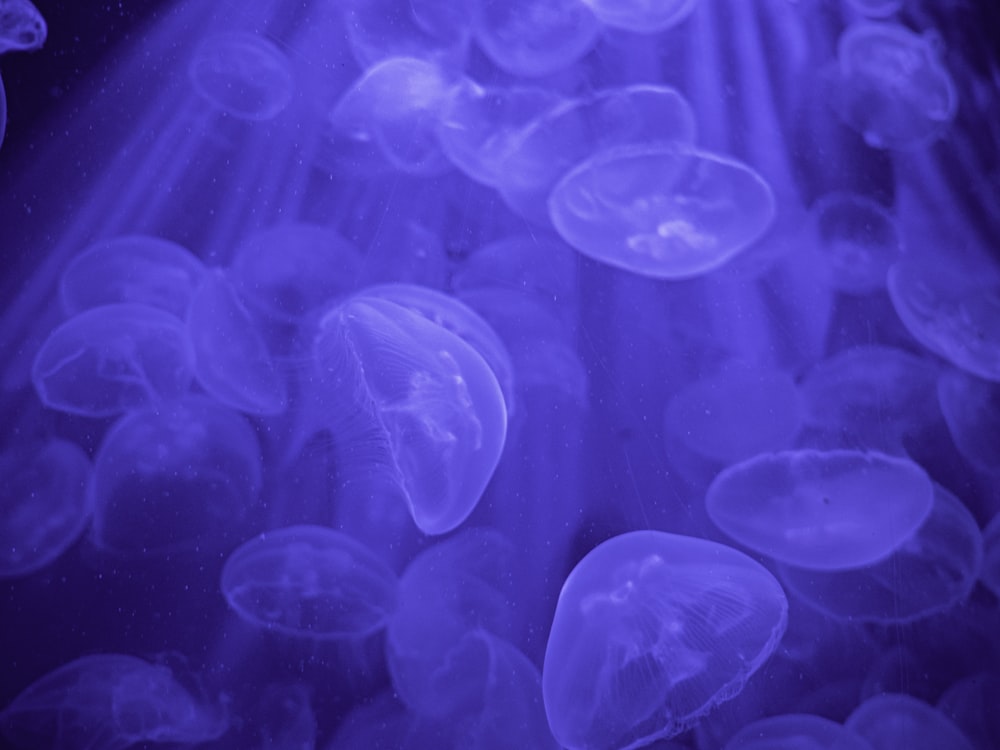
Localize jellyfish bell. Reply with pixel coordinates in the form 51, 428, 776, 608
577, 0, 700, 34
0, 0, 46, 55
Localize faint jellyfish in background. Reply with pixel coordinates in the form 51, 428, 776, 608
220, 525, 398, 640
577, 0, 699, 34
31, 303, 195, 418
471, 0, 601, 78
89, 396, 263, 558
846, 693, 976, 750
0, 654, 227, 750
252, 684, 317, 750
340, 0, 470, 68
0, 0, 46, 54
845, 0, 904, 19
0, 438, 91, 578
723, 713, 875, 750
937, 673, 1000, 750
888, 256, 1000, 382
0, 69, 6, 149
705, 449, 934, 571
59, 235, 207, 320
543, 530, 788, 750
811, 192, 902, 295
328, 691, 452, 749
778, 482, 983, 624
981, 513, 1000, 600
188, 31, 294, 121
548, 144, 776, 279
937, 369, 1000, 473
830, 21, 957, 150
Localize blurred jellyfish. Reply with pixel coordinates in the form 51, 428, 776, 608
937, 369, 1000, 473
548, 143, 776, 279
830, 21, 957, 150
220, 525, 398, 640
59, 235, 207, 319
31, 303, 195, 418
723, 713, 874, 750
328, 691, 452, 749
846, 693, 976, 750
252, 684, 317, 750
981, 513, 1000, 600
937, 673, 1000, 750
340, 0, 470, 68
89, 396, 263, 558
542, 530, 788, 750
0, 0, 46, 54
846, 0, 904, 19
0, 438, 91, 578
0, 70, 6, 149
578, 0, 699, 34
0, 654, 227, 750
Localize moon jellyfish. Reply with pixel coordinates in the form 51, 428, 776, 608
0, 653, 227, 750
811, 192, 902, 295
779, 483, 982, 624
846, 693, 976, 750
887, 256, 1000, 382
0, 0, 45, 54
978, 513, 1000, 600
937, 370, 1000, 473
706, 450, 934, 571
188, 31, 294, 121
0, 438, 91, 578
31, 303, 195, 418
723, 713, 874, 750
311, 293, 507, 535
59, 235, 206, 319
220, 525, 398, 640
340, 0, 470, 68
830, 22, 957, 150
471, 0, 600, 78
89, 396, 263, 558
542, 530, 788, 750
937, 673, 1000, 750
186, 269, 288, 416
846, 0, 903, 19
548, 144, 776, 279
578, 0, 699, 34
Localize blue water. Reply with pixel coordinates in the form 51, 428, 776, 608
1, 1, 999, 748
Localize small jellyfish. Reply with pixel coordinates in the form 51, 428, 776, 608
548, 144, 776, 279
811, 192, 902, 295
220, 525, 398, 640
706, 450, 934, 571
59, 235, 206, 320
0, 438, 91, 578
543, 530, 788, 750
186, 269, 288, 416
188, 31, 294, 121
723, 713, 874, 750
577, 0, 699, 34
470, 0, 600, 78
937, 370, 1000, 473
887, 256, 1000, 382
89, 396, 263, 558
0, 0, 46, 54
0, 654, 227, 750
830, 22, 957, 149
31, 303, 195, 418
846, 693, 976, 750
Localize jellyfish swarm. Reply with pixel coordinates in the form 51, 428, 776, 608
542, 530, 788, 750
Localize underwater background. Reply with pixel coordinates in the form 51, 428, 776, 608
1, 0, 1000, 748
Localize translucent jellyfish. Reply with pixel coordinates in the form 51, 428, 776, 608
449, 235, 579, 305
311, 294, 507, 534
937, 370, 1000, 473
0, 438, 91, 578
542, 530, 788, 750
937, 673, 1000, 750
340, 0, 470, 68
89, 396, 263, 558
220, 525, 397, 640
830, 22, 957, 149
59, 235, 206, 320
250, 684, 316, 750
706, 450, 934, 571
186, 269, 288, 416
31, 303, 195, 418
779, 483, 983, 624
888, 256, 1000, 382
578, 0, 699, 34
188, 31, 294, 121
0, 654, 227, 750
0, 0, 46, 54
980, 513, 1000, 600
845, 0, 903, 18
328, 691, 452, 749
328, 57, 454, 175
723, 713, 874, 750
229, 223, 362, 324
470, 0, 600, 78
548, 144, 776, 279
846, 693, 976, 750
811, 192, 902, 295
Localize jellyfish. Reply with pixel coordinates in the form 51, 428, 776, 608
979, 513, 1000, 600
846, 693, 976, 750
0, 438, 91, 578
937, 673, 1000, 750
0, 653, 227, 750
89, 396, 263, 558
220, 525, 398, 640
548, 143, 776, 279
339, 0, 470, 68
31, 303, 195, 418
845, 0, 904, 19
706, 449, 935, 571
577, 0, 699, 34
723, 713, 874, 750
542, 530, 788, 750
0, 0, 46, 55
937, 369, 1000, 473
0, 70, 6, 149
